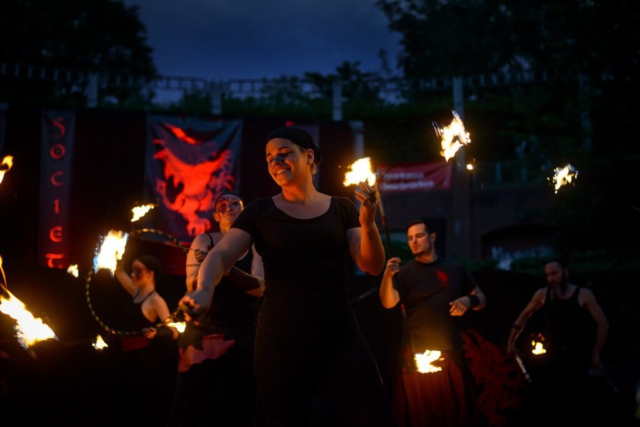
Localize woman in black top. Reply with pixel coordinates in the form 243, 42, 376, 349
179, 126, 395, 426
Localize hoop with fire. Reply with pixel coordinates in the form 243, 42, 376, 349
85, 226, 188, 337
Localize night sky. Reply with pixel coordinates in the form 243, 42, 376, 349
124, 0, 403, 102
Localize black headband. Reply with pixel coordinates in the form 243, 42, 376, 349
266, 126, 322, 165
137, 254, 163, 281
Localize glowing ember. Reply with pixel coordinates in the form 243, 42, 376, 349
93, 230, 129, 275
131, 204, 155, 222
93, 334, 108, 350
550, 163, 579, 193
433, 110, 471, 161
343, 157, 376, 186
466, 164, 474, 170
0, 289, 58, 350
67, 264, 79, 278
0, 155, 13, 184
531, 340, 547, 355
414, 349, 444, 373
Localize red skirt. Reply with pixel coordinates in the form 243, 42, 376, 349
392, 348, 480, 427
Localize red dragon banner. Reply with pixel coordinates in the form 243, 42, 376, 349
145, 116, 242, 245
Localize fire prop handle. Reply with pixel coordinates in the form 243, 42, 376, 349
515, 355, 532, 383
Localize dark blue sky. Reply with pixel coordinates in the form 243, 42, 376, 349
124, 0, 402, 102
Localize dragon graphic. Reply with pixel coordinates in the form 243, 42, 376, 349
152, 123, 236, 237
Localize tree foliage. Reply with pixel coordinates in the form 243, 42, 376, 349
0, 0, 158, 107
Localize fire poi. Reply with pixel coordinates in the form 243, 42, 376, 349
433, 110, 471, 162
550, 163, 579, 193
0, 255, 58, 353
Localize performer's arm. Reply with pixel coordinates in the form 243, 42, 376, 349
379, 257, 401, 309
582, 288, 609, 370
507, 288, 545, 356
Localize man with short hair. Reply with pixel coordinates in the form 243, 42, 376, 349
379, 218, 486, 427
507, 257, 609, 425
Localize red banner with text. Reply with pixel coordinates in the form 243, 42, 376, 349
377, 161, 452, 192
38, 110, 75, 268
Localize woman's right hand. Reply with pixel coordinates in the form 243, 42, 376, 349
178, 288, 211, 319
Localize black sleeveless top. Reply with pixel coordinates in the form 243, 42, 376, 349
122, 290, 156, 331
543, 286, 595, 367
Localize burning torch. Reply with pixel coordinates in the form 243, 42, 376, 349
343, 156, 392, 255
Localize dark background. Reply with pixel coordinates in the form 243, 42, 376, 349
0, 107, 637, 426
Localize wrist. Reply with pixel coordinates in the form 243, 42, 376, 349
466, 294, 480, 308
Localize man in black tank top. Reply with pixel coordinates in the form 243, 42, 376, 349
507, 257, 610, 426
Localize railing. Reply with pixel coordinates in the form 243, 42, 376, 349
1, 62, 557, 119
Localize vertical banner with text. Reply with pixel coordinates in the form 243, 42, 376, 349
38, 110, 75, 268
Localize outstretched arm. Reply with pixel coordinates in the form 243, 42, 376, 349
178, 228, 252, 315
114, 262, 136, 297
507, 288, 545, 356
225, 245, 265, 297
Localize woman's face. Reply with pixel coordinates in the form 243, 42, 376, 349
213, 194, 243, 227
130, 260, 153, 285
265, 138, 311, 186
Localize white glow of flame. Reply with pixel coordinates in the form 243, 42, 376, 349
550, 164, 578, 193
343, 157, 376, 186
531, 341, 547, 355
166, 321, 186, 333
433, 111, 471, 161
0, 155, 14, 184
131, 204, 155, 222
0, 289, 58, 349
414, 349, 444, 373
466, 164, 474, 170
93, 334, 108, 350
67, 264, 79, 278
93, 230, 129, 275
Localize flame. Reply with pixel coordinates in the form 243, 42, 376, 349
0, 289, 58, 350
131, 204, 155, 222
550, 163, 578, 193
166, 320, 186, 333
93, 334, 108, 350
531, 340, 547, 355
414, 349, 444, 373
93, 230, 129, 275
67, 264, 79, 278
0, 155, 14, 184
433, 111, 471, 161
343, 157, 376, 186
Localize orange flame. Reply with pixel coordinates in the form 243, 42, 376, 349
0, 155, 14, 184
433, 111, 471, 161
0, 289, 58, 350
550, 163, 578, 193
343, 157, 376, 186
131, 204, 155, 222
93, 230, 129, 275
414, 349, 444, 373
